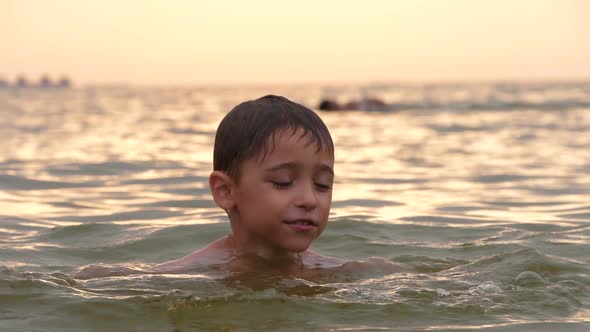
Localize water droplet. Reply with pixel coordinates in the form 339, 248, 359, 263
515, 271, 545, 287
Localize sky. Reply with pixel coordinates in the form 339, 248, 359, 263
1, 0, 589, 85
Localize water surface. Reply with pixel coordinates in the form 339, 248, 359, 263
1, 83, 589, 331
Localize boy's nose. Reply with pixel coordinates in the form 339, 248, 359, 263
295, 182, 317, 210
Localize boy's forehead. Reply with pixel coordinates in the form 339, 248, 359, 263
257, 128, 333, 161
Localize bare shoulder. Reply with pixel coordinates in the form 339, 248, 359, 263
74, 238, 231, 279
148, 237, 231, 273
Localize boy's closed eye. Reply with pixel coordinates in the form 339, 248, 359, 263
272, 180, 292, 188
315, 172, 333, 191
270, 179, 332, 191
315, 182, 332, 191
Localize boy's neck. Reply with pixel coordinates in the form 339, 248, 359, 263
224, 234, 303, 267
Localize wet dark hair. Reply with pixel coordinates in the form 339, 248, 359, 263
213, 95, 334, 180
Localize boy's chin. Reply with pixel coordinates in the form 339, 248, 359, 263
282, 241, 312, 253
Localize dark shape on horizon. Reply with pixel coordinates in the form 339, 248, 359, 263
15, 76, 28, 88
318, 97, 389, 111
57, 76, 71, 88
318, 99, 341, 111
39, 74, 52, 88
0, 75, 72, 89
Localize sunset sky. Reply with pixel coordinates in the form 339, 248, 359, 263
1, 0, 589, 85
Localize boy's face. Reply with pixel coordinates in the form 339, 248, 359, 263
230, 129, 334, 255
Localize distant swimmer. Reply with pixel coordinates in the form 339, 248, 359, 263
318, 97, 389, 111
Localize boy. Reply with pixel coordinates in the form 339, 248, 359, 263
75, 95, 402, 280
150, 95, 344, 276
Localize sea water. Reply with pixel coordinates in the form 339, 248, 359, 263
1, 82, 589, 331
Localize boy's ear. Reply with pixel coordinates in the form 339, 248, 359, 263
209, 171, 235, 211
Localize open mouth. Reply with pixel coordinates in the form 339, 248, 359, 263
284, 219, 318, 227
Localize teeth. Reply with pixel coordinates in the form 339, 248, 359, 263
288, 220, 313, 225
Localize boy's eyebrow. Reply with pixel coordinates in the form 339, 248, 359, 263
264, 162, 334, 175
